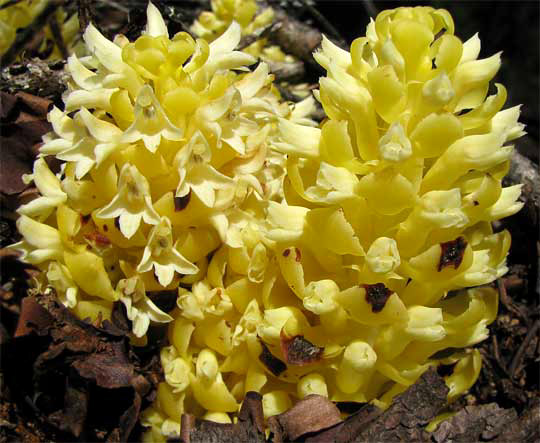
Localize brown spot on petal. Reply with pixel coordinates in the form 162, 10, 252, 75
438, 237, 467, 272
103, 224, 108, 232
294, 247, 301, 262
283, 248, 291, 257
363, 283, 392, 313
259, 341, 287, 376
84, 232, 111, 247
280, 331, 323, 366
174, 190, 191, 211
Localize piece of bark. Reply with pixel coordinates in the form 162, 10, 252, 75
267, 60, 306, 83
432, 403, 518, 443
268, 394, 342, 442
493, 398, 540, 443
506, 149, 540, 227
180, 391, 265, 443
267, 8, 322, 70
354, 368, 449, 442
304, 404, 382, 443
0, 58, 68, 101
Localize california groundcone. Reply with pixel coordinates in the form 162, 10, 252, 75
10, 4, 525, 441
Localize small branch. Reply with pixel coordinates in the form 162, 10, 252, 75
497, 278, 527, 321
48, 14, 69, 59
362, 0, 378, 18
266, 9, 323, 71
77, 0, 91, 33
509, 318, 540, 379
96, 0, 129, 14
237, 23, 274, 50
267, 60, 305, 83
304, 2, 346, 48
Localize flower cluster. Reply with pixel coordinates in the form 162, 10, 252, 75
140, 6, 523, 441
191, 0, 293, 63
266, 3, 523, 410
0, 0, 81, 58
12, 1, 314, 341
12, 3, 524, 442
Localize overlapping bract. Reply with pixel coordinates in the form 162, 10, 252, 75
11, 4, 524, 441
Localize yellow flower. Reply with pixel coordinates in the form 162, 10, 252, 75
117, 276, 173, 337
174, 131, 234, 207
18, 158, 67, 220
96, 164, 160, 239
137, 217, 198, 286
122, 85, 184, 153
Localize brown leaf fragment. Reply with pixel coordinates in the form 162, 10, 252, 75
432, 403, 518, 442
238, 391, 265, 435
3, 295, 158, 441
116, 392, 142, 442
14, 296, 53, 337
354, 368, 448, 442
47, 382, 88, 437
73, 341, 134, 389
14, 91, 51, 117
0, 91, 52, 195
280, 332, 323, 365
268, 394, 342, 442
0, 91, 18, 119
0, 136, 36, 194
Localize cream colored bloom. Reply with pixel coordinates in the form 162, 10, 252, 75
117, 276, 173, 337
18, 158, 67, 220
96, 164, 160, 239
174, 131, 234, 208
137, 217, 198, 286
122, 85, 183, 153
56, 108, 125, 179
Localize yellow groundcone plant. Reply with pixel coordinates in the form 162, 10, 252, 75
266, 0, 522, 416
11, 3, 525, 442
139, 6, 524, 441
0, 0, 82, 57
11, 2, 314, 354
191, 0, 294, 63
